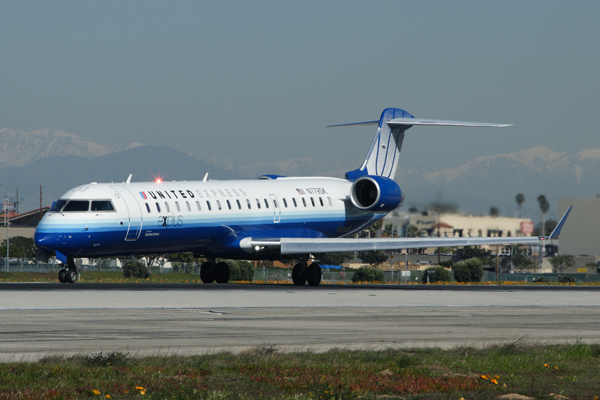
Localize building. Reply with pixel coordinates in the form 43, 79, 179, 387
558, 197, 600, 257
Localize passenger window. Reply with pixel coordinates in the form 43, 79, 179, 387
156, 202, 161, 212
145, 203, 151, 213
246, 199, 251, 209
175, 202, 181, 212
302, 198, 307, 207
310, 197, 315, 207
165, 202, 170, 213
293, 198, 297, 207
226, 200, 231, 210
328, 197, 332, 206
256, 199, 261, 209
273, 199, 278, 208
91, 200, 115, 211
236, 199, 241, 209
206, 201, 212, 211
283, 198, 288, 208
186, 201, 191, 212
216, 200, 222, 210
264, 199, 269, 208
196, 201, 201, 211
63, 200, 90, 212
319, 197, 324, 207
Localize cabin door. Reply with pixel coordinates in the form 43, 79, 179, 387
111, 185, 143, 241
269, 194, 281, 223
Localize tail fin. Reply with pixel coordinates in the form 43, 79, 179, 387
341, 108, 413, 181
328, 108, 512, 181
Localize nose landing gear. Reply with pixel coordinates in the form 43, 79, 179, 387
58, 257, 78, 284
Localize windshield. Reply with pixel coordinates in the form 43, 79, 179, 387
62, 200, 90, 212
91, 200, 115, 211
50, 200, 68, 212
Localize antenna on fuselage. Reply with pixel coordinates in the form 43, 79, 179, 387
126, 174, 132, 185
203, 172, 209, 182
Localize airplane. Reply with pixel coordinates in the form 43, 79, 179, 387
34, 107, 572, 285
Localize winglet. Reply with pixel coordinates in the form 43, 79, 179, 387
547, 206, 572, 239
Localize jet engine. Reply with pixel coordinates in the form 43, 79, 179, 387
350, 176, 404, 213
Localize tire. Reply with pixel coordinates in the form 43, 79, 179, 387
200, 262, 215, 284
306, 263, 322, 286
292, 263, 307, 286
214, 262, 230, 284
58, 269, 67, 283
66, 269, 77, 284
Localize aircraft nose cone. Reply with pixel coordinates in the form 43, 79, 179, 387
34, 231, 59, 253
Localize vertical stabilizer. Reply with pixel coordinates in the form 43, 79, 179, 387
346, 108, 413, 181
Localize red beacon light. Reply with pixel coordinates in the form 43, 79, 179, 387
155, 176, 163, 184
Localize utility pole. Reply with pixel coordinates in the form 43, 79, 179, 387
39, 185, 43, 221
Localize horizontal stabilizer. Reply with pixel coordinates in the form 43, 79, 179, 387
387, 118, 512, 128
327, 118, 511, 129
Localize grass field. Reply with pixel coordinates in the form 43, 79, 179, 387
1, 342, 599, 399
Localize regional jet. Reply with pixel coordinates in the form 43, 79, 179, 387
34, 108, 571, 285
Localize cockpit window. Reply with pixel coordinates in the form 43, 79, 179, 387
50, 200, 68, 212
62, 200, 90, 212
91, 200, 115, 211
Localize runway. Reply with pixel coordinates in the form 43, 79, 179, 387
1, 284, 599, 361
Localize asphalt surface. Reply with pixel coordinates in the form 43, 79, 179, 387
1, 283, 599, 361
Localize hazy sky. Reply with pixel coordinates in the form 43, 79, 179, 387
1, 1, 599, 173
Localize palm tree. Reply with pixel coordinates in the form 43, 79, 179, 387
489, 206, 500, 217
537, 195, 550, 235
515, 193, 525, 217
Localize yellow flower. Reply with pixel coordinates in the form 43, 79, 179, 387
480, 375, 488, 380
554, 366, 559, 370
92, 389, 101, 395
491, 378, 498, 385
141, 390, 146, 396
135, 386, 145, 391
494, 375, 500, 379
544, 363, 549, 368
105, 396, 111, 399
503, 383, 507, 388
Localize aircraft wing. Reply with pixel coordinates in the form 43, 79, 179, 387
245, 206, 572, 255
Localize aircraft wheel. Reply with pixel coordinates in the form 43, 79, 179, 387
292, 263, 307, 286
214, 261, 230, 283
58, 269, 67, 283
200, 262, 215, 284
307, 263, 322, 286
66, 269, 78, 284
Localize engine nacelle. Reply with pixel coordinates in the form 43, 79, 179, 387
350, 176, 404, 213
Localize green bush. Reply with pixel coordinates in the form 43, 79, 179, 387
558, 275, 575, 283
352, 266, 385, 283
122, 260, 150, 278
422, 266, 451, 283
226, 260, 254, 281
452, 257, 483, 283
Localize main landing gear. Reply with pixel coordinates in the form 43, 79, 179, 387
58, 257, 78, 284
292, 262, 322, 286
200, 260, 230, 284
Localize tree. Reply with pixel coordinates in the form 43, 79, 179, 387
537, 195, 550, 236
405, 224, 419, 238
352, 266, 385, 283
458, 246, 493, 266
515, 193, 525, 217
452, 258, 484, 283
357, 250, 388, 267
122, 260, 150, 278
0, 236, 36, 259
428, 201, 459, 214
511, 245, 534, 272
489, 206, 500, 217
225, 260, 254, 281
422, 266, 452, 283
548, 255, 575, 273
315, 252, 354, 266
